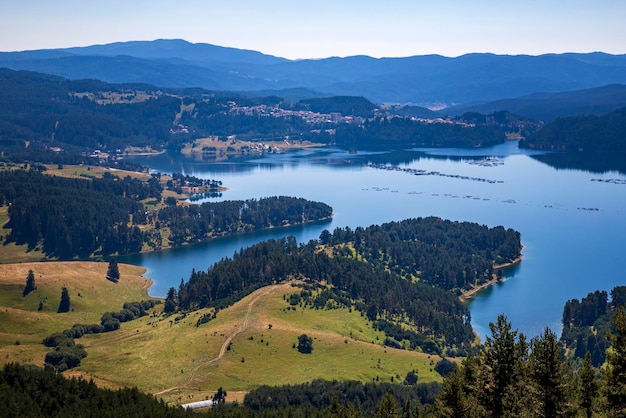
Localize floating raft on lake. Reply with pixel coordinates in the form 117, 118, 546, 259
365, 163, 504, 184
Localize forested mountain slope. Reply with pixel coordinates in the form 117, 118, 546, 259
520, 106, 626, 152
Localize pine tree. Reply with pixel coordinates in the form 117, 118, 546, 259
106, 259, 120, 283
579, 351, 598, 418
402, 397, 415, 418
57, 287, 70, 313
605, 306, 626, 415
432, 369, 473, 417
376, 391, 401, 418
23, 269, 36, 296
481, 314, 520, 417
164, 287, 177, 313
528, 327, 570, 417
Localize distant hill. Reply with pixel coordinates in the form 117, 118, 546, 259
1, 68, 540, 166
2, 39, 626, 105
293, 96, 377, 117
520, 106, 626, 152
443, 84, 626, 122
387, 105, 438, 119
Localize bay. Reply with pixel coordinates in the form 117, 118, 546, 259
120, 141, 626, 339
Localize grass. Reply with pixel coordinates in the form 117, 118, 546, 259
0, 263, 448, 407
0, 262, 152, 363
76, 283, 446, 405
42, 164, 153, 181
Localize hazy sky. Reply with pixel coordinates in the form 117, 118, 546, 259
2, 1, 625, 59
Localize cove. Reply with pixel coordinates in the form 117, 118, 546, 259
122, 142, 626, 339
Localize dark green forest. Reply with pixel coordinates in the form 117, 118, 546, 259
520, 106, 626, 152
167, 217, 521, 354
291, 96, 377, 117
156, 196, 332, 246
560, 286, 626, 367
0, 363, 194, 418
0, 169, 155, 258
0, 169, 332, 259
331, 115, 512, 148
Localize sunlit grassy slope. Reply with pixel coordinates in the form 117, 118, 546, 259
0, 262, 445, 406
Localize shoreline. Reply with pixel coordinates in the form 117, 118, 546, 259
459, 254, 523, 302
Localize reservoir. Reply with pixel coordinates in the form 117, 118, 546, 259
121, 142, 626, 339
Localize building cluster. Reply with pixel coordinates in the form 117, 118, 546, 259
228, 103, 364, 125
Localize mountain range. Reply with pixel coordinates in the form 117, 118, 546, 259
2, 39, 626, 107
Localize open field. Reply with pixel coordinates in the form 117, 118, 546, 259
42, 164, 153, 181
182, 136, 323, 160
0, 262, 152, 364
0, 262, 446, 406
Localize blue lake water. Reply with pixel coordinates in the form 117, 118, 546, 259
120, 142, 626, 340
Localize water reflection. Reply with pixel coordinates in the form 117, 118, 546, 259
530, 152, 626, 175
123, 140, 626, 339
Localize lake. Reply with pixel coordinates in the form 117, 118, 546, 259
120, 141, 626, 339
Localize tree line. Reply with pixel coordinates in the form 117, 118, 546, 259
0, 169, 150, 258
0, 363, 195, 418
330, 116, 508, 148
520, 106, 626, 153
430, 310, 626, 417
155, 196, 332, 246
320, 218, 521, 291
560, 285, 626, 367
0, 169, 332, 259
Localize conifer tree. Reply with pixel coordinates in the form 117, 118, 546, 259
23, 269, 36, 296
57, 287, 70, 313
376, 391, 401, 418
528, 327, 570, 417
481, 314, 521, 417
106, 259, 120, 283
579, 351, 598, 418
605, 306, 626, 415
432, 369, 473, 417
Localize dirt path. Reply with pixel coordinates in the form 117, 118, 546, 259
153, 286, 276, 396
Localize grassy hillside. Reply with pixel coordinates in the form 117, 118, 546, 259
0, 262, 152, 364
0, 262, 445, 406
80, 283, 445, 405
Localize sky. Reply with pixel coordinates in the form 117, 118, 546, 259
2, 0, 625, 59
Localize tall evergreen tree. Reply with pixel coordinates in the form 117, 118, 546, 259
528, 327, 570, 417
605, 306, 626, 415
376, 391, 401, 418
164, 287, 177, 313
432, 369, 473, 417
579, 351, 598, 418
23, 269, 36, 296
106, 259, 120, 283
480, 314, 522, 417
57, 287, 70, 313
